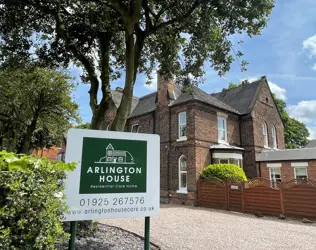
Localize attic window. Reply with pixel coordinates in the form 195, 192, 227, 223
266, 97, 269, 103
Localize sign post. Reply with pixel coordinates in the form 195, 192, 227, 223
68, 221, 77, 250
144, 216, 150, 250
63, 129, 160, 249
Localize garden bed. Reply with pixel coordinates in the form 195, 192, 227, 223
56, 224, 160, 250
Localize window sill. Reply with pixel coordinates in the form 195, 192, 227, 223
218, 140, 229, 145
177, 137, 187, 142
176, 189, 188, 194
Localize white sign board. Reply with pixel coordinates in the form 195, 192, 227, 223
63, 128, 160, 221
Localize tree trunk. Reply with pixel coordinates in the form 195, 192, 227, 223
17, 118, 38, 154
111, 32, 135, 131
90, 32, 115, 130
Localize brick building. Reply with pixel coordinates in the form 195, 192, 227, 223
258, 148, 316, 185
108, 74, 285, 205
32, 135, 67, 162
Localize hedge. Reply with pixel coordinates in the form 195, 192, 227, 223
200, 164, 247, 181
0, 151, 75, 250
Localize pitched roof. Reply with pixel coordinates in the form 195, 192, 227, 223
305, 140, 316, 148
258, 148, 316, 161
129, 92, 157, 118
112, 90, 139, 114
211, 78, 264, 115
170, 86, 239, 114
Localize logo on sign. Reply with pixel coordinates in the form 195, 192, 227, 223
79, 137, 147, 194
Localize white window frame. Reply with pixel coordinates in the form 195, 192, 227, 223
212, 153, 243, 168
272, 125, 277, 149
269, 167, 281, 187
131, 124, 139, 133
294, 167, 308, 179
217, 116, 228, 143
291, 162, 308, 180
177, 155, 188, 193
177, 112, 187, 141
262, 122, 269, 147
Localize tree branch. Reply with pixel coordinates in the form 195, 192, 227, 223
151, 0, 201, 33
55, 3, 99, 113
142, 0, 153, 32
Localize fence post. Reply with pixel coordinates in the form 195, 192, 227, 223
241, 182, 245, 213
280, 182, 285, 215
196, 179, 200, 207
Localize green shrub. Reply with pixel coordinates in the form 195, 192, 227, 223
0, 151, 75, 250
200, 164, 247, 181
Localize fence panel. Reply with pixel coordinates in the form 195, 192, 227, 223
198, 178, 226, 209
227, 182, 243, 212
244, 178, 281, 216
283, 179, 316, 219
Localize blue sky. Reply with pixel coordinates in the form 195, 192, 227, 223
72, 0, 316, 139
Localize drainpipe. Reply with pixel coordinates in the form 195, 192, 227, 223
167, 107, 171, 195
153, 111, 156, 134
239, 116, 243, 147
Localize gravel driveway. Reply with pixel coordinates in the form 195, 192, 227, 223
100, 204, 316, 250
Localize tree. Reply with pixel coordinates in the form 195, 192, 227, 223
0, 67, 79, 153
0, 0, 274, 131
222, 82, 309, 148
76, 123, 91, 129
273, 95, 309, 148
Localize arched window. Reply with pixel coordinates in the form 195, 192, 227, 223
272, 125, 277, 149
262, 122, 268, 147
178, 155, 187, 192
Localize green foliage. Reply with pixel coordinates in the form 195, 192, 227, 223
200, 164, 247, 181
0, 151, 76, 250
0, 67, 80, 153
0, 0, 274, 130
76, 123, 91, 129
272, 94, 309, 148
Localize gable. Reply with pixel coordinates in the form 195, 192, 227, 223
211, 79, 262, 115
252, 79, 284, 128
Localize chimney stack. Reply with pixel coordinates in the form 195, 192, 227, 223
115, 87, 124, 92
157, 72, 175, 107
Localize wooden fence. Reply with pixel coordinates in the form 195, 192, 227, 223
197, 177, 316, 219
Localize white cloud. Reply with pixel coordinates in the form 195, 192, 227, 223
243, 76, 287, 101
144, 71, 157, 91
268, 81, 287, 101
312, 63, 316, 71
308, 126, 316, 140
303, 34, 316, 57
288, 100, 316, 124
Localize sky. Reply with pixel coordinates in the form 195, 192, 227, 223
72, 0, 316, 139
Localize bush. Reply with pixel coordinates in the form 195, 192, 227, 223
200, 164, 247, 181
0, 151, 75, 250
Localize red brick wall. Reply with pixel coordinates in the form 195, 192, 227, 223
32, 146, 60, 161
260, 161, 316, 181
126, 113, 155, 134
252, 82, 285, 150
241, 80, 285, 178
193, 103, 240, 145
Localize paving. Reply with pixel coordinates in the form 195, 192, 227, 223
100, 204, 316, 250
